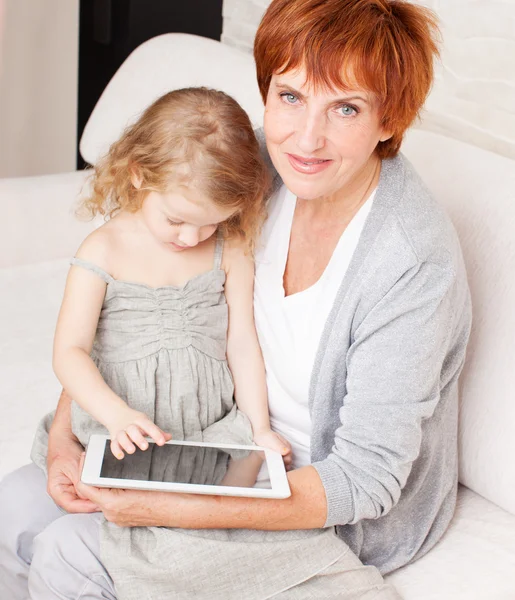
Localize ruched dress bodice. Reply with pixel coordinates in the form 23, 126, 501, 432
92, 269, 229, 363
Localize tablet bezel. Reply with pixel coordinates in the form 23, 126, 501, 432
81, 434, 291, 499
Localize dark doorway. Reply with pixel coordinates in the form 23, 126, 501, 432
78, 0, 224, 168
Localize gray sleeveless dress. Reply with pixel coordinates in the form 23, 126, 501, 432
31, 233, 254, 470
30, 233, 348, 600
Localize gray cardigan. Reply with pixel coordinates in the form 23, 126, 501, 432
275, 153, 471, 574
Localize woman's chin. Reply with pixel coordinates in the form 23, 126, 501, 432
280, 172, 332, 201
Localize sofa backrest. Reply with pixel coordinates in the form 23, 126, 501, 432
403, 129, 515, 516
80, 33, 264, 166
81, 33, 515, 516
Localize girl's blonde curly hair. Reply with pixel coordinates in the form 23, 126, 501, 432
81, 87, 271, 251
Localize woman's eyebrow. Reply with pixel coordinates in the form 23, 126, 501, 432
275, 83, 306, 100
334, 95, 369, 104
275, 82, 369, 105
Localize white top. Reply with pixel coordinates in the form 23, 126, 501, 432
254, 185, 375, 469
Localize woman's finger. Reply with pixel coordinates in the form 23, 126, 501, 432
126, 424, 149, 451
75, 478, 105, 505
117, 430, 136, 454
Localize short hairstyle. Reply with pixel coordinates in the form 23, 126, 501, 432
81, 88, 270, 250
254, 0, 440, 158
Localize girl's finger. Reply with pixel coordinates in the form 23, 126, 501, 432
117, 431, 136, 454
137, 419, 169, 446
126, 424, 149, 451
278, 435, 291, 452
110, 439, 124, 460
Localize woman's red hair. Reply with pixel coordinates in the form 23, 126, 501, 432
254, 0, 440, 158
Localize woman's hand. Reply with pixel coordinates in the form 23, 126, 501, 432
47, 431, 99, 513
106, 407, 171, 459
75, 452, 190, 527
253, 428, 293, 470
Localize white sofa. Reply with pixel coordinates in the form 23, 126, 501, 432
1, 34, 515, 599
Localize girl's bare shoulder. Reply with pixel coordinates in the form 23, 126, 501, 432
74, 213, 134, 272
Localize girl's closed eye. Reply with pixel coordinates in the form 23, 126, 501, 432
167, 219, 183, 227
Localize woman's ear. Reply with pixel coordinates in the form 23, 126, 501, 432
130, 167, 143, 189
379, 130, 393, 143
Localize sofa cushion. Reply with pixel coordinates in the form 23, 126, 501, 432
402, 129, 515, 517
386, 486, 515, 599
0, 259, 68, 479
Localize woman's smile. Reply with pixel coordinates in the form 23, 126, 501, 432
286, 153, 333, 175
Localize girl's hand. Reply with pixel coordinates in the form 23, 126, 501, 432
253, 429, 293, 471
106, 407, 171, 459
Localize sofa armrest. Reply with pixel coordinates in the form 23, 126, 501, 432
1, 169, 100, 268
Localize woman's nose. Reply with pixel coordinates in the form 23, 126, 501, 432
178, 226, 200, 247
295, 111, 326, 154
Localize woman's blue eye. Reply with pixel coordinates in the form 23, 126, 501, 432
339, 105, 357, 116
281, 93, 298, 104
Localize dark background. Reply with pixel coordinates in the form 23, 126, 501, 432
78, 0, 224, 168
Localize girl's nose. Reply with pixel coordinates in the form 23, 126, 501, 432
178, 226, 201, 247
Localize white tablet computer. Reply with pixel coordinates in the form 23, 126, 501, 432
81, 435, 291, 499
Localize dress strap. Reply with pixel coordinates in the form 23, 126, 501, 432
70, 257, 114, 284
213, 229, 224, 271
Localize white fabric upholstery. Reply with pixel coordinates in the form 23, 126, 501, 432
385, 486, 515, 598
80, 34, 264, 166
0, 170, 96, 268
0, 259, 68, 477
403, 129, 515, 516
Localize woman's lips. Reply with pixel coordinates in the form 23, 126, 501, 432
286, 153, 332, 175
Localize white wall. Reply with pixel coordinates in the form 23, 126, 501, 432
222, 0, 515, 160
0, 0, 79, 178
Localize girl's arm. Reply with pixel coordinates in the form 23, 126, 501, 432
53, 234, 167, 457
223, 241, 291, 462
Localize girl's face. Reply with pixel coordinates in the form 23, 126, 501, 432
263, 66, 392, 202
139, 185, 235, 252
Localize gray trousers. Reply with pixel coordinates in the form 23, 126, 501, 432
0, 464, 115, 600
0, 464, 400, 600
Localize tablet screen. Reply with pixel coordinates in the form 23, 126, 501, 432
99, 442, 272, 489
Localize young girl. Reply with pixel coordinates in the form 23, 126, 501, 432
33, 87, 291, 479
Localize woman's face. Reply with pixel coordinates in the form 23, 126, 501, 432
263, 67, 391, 202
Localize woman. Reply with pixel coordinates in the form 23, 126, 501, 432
0, 0, 471, 598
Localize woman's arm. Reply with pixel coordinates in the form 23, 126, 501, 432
46, 388, 99, 513
311, 259, 471, 527
76, 461, 328, 529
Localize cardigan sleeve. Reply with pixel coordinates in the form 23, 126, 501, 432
311, 258, 470, 528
